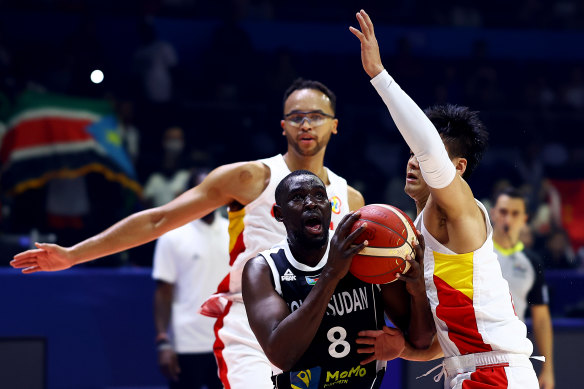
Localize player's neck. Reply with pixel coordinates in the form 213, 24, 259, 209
415, 196, 428, 216
283, 152, 328, 185
288, 239, 327, 268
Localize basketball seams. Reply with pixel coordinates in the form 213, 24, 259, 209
357, 218, 408, 244
350, 204, 417, 284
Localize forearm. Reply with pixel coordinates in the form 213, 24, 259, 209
154, 285, 173, 338
69, 208, 167, 265
370, 70, 455, 189
265, 272, 339, 370
407, 293, 435, 349
533, 312, 554, 371
400, 336, 443, 361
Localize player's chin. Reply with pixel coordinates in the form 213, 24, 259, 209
302, 232, 329, 248
404, 183, 423, 199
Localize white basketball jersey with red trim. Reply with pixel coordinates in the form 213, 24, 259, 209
415, 200, 533, 358
215, 154, 350, 299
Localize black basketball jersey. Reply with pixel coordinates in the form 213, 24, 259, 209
260, 240, 386, 389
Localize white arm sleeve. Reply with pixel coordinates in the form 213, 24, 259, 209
371, 70, 456, 189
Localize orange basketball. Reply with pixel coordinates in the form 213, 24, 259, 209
349, 204, 418, 284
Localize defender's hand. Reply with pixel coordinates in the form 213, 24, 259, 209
11, 243, 74, 273
396, 233, 427, 298
349, 9, 385, 79
356, 326, 406, 364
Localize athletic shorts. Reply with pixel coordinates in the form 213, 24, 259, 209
213, 301, 281, 389
443, 351, 539, 389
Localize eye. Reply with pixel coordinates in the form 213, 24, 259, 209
315, 192, 326, 200
292, 193, 303, 201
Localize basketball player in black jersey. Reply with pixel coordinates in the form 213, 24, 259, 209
242, 170, 434, 389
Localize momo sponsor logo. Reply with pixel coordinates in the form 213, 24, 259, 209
305, 275, 320, 286
330, 196, 342, 214
324, 365, 367, 387
281, 268, 296, 281
290, 366, 321, 389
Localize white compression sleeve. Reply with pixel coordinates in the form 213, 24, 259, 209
370, 70, 456, 189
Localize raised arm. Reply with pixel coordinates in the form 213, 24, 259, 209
11, 161, 269, 273
242, 212, 366, 371
350, 10, 485, 251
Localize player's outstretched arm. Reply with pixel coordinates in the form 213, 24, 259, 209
242, 212, 367, 371
350, 10, 481, 235
11, 161, 268, 273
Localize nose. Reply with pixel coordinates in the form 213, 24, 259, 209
408, 155, 419, 169
299, 118, 312, 130
304, 195, 318, 208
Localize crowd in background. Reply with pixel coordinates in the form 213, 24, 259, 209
0, 0, 582, 273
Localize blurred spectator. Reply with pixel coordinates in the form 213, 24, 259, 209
541, 227, 580, 269
116, 99, 141, 164
201, 15, 257, 102
433, 64, 464, 105
390, 36, 424, 91
153, 170, 229, 389
133, 19, 178, 104
449, 0, 482, 27
465, 39, 504, 109
531, 179, 563, 237
523, 74, 557, 111
143, 126, 190, 207
561, 67, 584, 111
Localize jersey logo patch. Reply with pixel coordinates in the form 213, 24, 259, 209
330, 196, 341, 215
281, 269, 296, 281
290, 366, 320, 389
305, 275, 319, 286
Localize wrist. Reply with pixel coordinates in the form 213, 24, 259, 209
369, 65, 385, 79
155, 332, 170, 345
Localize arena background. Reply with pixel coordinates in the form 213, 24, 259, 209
0, 1, 583, 388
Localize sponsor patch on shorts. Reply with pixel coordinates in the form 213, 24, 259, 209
290, 366, 321, 389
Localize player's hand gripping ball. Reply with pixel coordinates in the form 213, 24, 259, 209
349, 204, 418, 284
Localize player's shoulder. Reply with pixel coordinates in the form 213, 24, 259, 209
347, 185, 365, 211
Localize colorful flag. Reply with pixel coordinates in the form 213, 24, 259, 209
0, 90, 141, 196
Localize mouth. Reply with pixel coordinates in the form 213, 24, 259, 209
304, 215, 323, 235
299, 134, 316, 144
406, 172, 418, 182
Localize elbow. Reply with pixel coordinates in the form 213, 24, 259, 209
264, 346, 295, 372
148, 208, 167, 233
409, 331, 436, 350
410, 338, 432, 351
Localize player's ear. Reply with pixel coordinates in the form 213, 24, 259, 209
280, 120, 286, 135
331, 118, 339, 135
273, 204, 284, 222
454, 157, 467, 176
